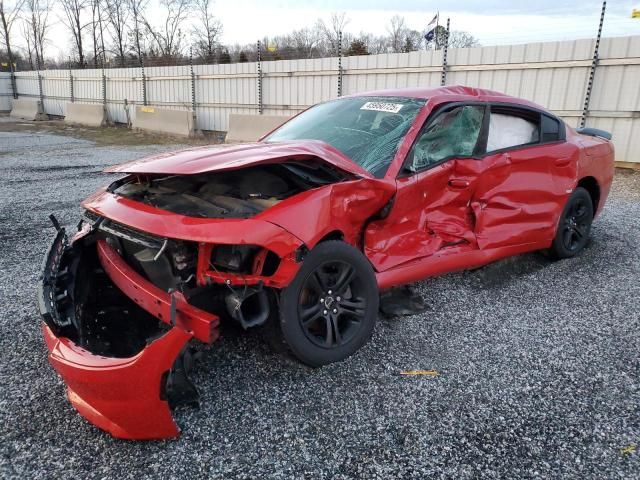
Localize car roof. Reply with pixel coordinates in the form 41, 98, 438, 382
347, 85, 548, 112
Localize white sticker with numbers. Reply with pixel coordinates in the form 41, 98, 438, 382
360, 101, 404, 113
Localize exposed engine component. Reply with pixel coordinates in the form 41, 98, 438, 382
112, 161, 350, 219
78, 213, 277, 332
211, 244, 260, 272
82, 213, 198, 291
224, 285, 270, 329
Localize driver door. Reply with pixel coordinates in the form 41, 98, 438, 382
365, 103, 486, 272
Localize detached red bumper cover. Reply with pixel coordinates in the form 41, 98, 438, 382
42, 323, 192, 439
39, 229, 219, 440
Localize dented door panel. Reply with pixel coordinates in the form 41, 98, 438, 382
366, 159, 478, 272
472, 143, 576, 250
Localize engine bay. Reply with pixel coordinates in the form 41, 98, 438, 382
112, 161, 350, 219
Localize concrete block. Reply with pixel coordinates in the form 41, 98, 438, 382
10, 98, 48, 121
64, 102, 106, 127
226, 114, 291, 142
133, 106, 194, 137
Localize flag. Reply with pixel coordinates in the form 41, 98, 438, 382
424, 14, 439, 41
632, 8, 640, 18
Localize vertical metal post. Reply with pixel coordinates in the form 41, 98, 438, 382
580, 1, 606, 128
440, 18, 450, 86
190, 47, 197, 131
257, 40, 263, 114
101, 60, 107, 111
9, 70, 17, 99
8, 53, 17, 99
337, 30, 343, 97
69, 58, 74, 103
141, 57, 148, 106
36, 57, 44, 106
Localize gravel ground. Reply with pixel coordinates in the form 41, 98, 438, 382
0, 123, 638, 479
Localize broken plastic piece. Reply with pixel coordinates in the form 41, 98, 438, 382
49, 214, 62, 232
379, 285, 428, 316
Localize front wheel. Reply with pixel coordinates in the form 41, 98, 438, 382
549, 187, 594, 259
279, 241, 379, 367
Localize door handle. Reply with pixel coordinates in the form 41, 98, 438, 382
448, 179, 470, 189
555, 156, 572, 167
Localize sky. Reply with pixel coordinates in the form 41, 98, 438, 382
212, 0, 640, 45
39, 0, 640, 59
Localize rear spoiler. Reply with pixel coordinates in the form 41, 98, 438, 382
576, 127, 612, 141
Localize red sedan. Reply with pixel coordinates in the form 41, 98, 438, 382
39, 86, 615, 439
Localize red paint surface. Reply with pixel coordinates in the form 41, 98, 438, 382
44, 86, 615, 439
43, 322, 190, 440
105, 139, 372, 178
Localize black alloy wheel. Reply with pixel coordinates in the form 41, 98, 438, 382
298, 260, 366, 349
549, 187, 594, 259
280, 241, 379, 366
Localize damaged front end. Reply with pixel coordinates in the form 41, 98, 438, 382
38, 142, 381, 440
38, 218, 220, 440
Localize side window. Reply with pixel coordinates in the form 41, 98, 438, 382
486, 107, 540, 152
409, 105, 484, 171
541, 114, 561, 143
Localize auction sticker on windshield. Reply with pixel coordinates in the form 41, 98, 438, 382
360, 102, 404, 113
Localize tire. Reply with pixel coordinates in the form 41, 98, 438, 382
549, 187, 594, 259
279, 240, 379, 367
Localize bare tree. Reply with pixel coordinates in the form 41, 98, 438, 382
25, 0, 50, 67
20, 18, 33, 67
59, 0, 89, 67
448, 30, 480, 48
357, 32, 389, 54
191, 0, 220, 58
0, 0, 25, 71
289, 27, 321, 58
127, 0, 146, 61
403, 29, 423, 52
386, 16, 426, 53
104, 0, 127, 65
387, 15, 412, 53
316, 12, 349, 53
89, 0, 106, 67
142, 0, 192, 56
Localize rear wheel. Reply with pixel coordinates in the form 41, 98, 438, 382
279, 241, 379, 367
549, 187, 593, 259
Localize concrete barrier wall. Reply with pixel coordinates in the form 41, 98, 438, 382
64, 102, 106, 127
132, 106, 194, 137
9, 98, 48, 121
0, 73, 11, 112
226, 114, 292, 142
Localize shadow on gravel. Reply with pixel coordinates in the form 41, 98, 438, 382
466, 252, 552, 289
7, 170, 103, 184
26, 165, 103, 172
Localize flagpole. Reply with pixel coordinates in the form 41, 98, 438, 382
435, 12, 440, 49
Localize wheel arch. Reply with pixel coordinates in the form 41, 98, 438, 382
316, 230, 345, 244
577, 176, 600, 214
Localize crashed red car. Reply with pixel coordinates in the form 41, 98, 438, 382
39, 86, 614, 440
